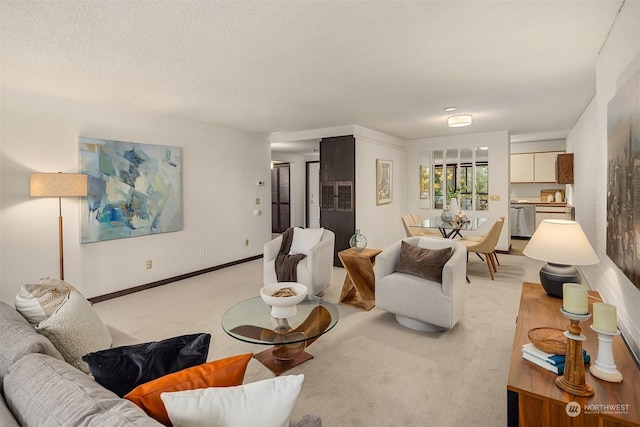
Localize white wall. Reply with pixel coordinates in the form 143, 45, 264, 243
0, 87, 272, 303
568, 0, 640, 360
406, 131, 511, 251
353, 126, 407, 251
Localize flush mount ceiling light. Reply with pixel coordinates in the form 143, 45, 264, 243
447, 114, 473, 128
443, 107, 457, 112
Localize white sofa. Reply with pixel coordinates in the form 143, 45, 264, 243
375, 237, 467, 331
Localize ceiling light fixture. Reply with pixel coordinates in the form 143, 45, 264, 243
448, 114, 473, 128
444, 107, 457, 112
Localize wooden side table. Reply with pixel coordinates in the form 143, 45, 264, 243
507, 282, 639, 427
338, 248, 382, 311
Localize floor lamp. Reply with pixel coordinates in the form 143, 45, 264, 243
30, 172, 88, 280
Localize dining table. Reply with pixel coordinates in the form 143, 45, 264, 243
411, 216, 488, 239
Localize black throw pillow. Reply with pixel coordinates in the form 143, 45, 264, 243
82, 333, 211, 397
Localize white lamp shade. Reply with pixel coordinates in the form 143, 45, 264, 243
30, 173, 88, 197
523, 219, 599, 265
447, 115, 472, 127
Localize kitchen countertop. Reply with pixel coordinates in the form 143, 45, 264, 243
510, 199, 569, 207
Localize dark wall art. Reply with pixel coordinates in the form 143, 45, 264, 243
607, 68, 640, 288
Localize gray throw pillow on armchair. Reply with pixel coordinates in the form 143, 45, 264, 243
395, 241, 453, 283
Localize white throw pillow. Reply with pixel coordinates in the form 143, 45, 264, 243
36, 290, 112, 374
289, 227, 324, 256
15, 279, 74, 324
161, 374, 304, 427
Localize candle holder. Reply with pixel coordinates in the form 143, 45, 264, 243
555, 308, 594, 396
589, 325, 623, 383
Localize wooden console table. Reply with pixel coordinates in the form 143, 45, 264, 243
338, 248, 382, 311
507, 282, 639, 427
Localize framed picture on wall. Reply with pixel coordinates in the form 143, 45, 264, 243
79, 136, 183, 243
376, 159, 393, 205
606, 68, 640, 289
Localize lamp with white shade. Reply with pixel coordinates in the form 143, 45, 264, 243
30, 172, 88, 280
523, 219, 599, 298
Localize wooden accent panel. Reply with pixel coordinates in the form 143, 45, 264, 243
320, 135, 356, 265
557, 153, 575, 184
507, 282, 640, 427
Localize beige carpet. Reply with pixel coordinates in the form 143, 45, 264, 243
93, 252, 545, 427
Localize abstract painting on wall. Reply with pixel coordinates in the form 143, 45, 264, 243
606, 68, 640, 289
79, 137, 182, 243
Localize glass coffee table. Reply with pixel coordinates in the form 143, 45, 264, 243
222, 296, 339, 376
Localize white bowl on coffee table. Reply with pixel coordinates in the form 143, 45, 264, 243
260, 282, 308, 319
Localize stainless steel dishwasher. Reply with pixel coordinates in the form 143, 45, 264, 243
510, 204, 535, 238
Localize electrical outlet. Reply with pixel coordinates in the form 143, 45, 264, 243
146, 260, 152, 269
199, 249, 205, 258
245, 239, 249, 246
490, 195, 500, 201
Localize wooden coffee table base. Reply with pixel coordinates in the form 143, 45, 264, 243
253, 348, 313, 376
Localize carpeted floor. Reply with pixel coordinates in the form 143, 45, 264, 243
94, 252, 545, 427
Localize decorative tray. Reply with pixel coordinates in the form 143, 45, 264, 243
527, 327, 567, 355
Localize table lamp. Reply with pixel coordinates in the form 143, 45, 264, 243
523, 219, 599, 298
30, 172, 88, 280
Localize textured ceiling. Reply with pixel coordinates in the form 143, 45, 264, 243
0, 0, 624, 151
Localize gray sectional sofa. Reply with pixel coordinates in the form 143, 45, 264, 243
0, 300, 162, 426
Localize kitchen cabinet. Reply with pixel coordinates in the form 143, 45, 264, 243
510, 151, 564, 183
510, 154, 534, 183
533, 152, 562, 183
534, 205, 570, 228
556, 153, 574, 184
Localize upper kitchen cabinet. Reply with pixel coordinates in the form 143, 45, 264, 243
510, 151, 565, 183
556, 153, 574, 184
511, 153, 534, 183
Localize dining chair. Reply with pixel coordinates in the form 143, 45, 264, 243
401, 214, 442, 238
459, 217, 504, 280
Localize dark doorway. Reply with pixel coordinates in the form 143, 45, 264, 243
271, 163, 290, 233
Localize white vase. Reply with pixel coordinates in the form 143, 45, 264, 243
449, 198, 459, 212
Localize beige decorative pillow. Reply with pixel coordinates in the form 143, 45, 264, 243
15, 279, 73, 324
36, 290, 112, 374
395, 241, 453, 283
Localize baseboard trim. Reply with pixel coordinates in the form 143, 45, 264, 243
88, 255, 263, 304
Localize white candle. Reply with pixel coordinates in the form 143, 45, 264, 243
562, 283, 589, 315
593, 303, 617, 333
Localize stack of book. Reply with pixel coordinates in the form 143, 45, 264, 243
521, 343, 590, 375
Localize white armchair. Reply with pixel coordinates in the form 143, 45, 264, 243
263, 229, 335, 296
375, 237, 467, 331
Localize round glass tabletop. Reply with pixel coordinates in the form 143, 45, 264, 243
221, 296, 339, 346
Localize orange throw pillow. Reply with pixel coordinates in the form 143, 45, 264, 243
124, 353, 253, 426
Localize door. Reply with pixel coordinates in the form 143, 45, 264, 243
271, 163, 290, 233
306, 161, 320, 228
